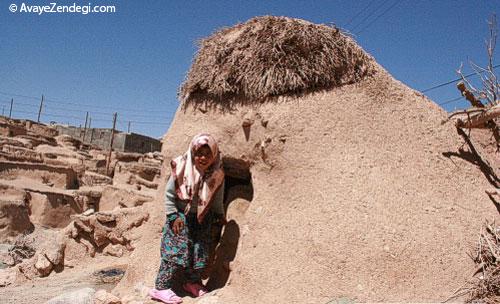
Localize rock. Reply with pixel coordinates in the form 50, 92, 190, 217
43, 234, 66, 265
82, 240, 96, 257
34, 253, 52, 276
73, 217, 94, 233
93, 225, 110, 247
94, 289, 122, 304
17, 258, 38, 280
71, 208, 148, 256
96, 212, 116, 223
45, 287, 96, 304
45, 248, 64, 265
64, 238, 88, 262
103, 244, 124, 257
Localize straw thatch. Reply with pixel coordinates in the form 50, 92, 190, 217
180, 16, 376, 104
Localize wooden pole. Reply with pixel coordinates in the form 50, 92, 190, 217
82, 112, 89, 142
106, 112, 117, 175
456, 103, 500, 129
37, 95, 44, 123
128, 121, 131, 133
457, 82, 484, 108
9, 98, 13, 118
89, 117, 93, 143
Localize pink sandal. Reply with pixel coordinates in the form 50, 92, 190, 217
149, 288, 183, 304
182, 282, 208, 297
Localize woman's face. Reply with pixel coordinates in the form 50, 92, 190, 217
193, 145, 213, 171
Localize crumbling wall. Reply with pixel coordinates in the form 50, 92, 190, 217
124, 133, 162, 154
0, 186, 33, 243
55, 126, 161, 154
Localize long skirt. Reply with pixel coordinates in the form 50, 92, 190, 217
155, 212, 212, 290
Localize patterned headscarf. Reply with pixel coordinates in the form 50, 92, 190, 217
170, 133, 225, 223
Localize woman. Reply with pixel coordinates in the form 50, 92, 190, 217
149, 133, 225, 304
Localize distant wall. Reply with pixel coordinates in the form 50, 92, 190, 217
55, 125, 160, 153
124, 133, 162, 154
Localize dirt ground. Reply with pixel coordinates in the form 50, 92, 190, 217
0, 255, 127, 303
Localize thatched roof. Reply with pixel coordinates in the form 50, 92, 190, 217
180, 16, 376, 103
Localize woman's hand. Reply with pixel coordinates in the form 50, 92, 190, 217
172, 217, 184, 234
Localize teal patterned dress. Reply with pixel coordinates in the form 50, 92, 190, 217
154, 176, 224, 289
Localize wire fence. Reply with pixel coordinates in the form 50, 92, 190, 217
1, 62, 496, 131
0, 91, 174, 136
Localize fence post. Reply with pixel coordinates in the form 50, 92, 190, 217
89, 117, 93, 143
9, 98, 13, 118
106, 112, 117, 175
82, 111, 89, 142
37, 95, 44, 123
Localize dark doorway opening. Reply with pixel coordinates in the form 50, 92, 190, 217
205, 156, 253, 290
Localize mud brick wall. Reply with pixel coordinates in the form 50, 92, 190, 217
0, 161, 78, 189
55, 125, 160, 153
124, 133, 161, 154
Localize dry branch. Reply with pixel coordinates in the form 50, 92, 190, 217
455, 104, 500, 129
485, 188, 500, 196
466, 221, 500, 303
456, 14, 499, 108
457, 81, 484, 108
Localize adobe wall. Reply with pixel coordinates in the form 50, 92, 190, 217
55, 125, 126, 151
55, 126, 161, 153
124, 133, 161, 154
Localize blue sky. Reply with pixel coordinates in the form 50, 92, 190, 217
0, 0, 499, 138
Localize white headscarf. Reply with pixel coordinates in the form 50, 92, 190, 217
170, 133, 225, 223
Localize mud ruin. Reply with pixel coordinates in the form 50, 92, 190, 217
0, 115, 163, 302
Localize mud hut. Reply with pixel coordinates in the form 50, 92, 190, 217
115, 16, 499, 303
